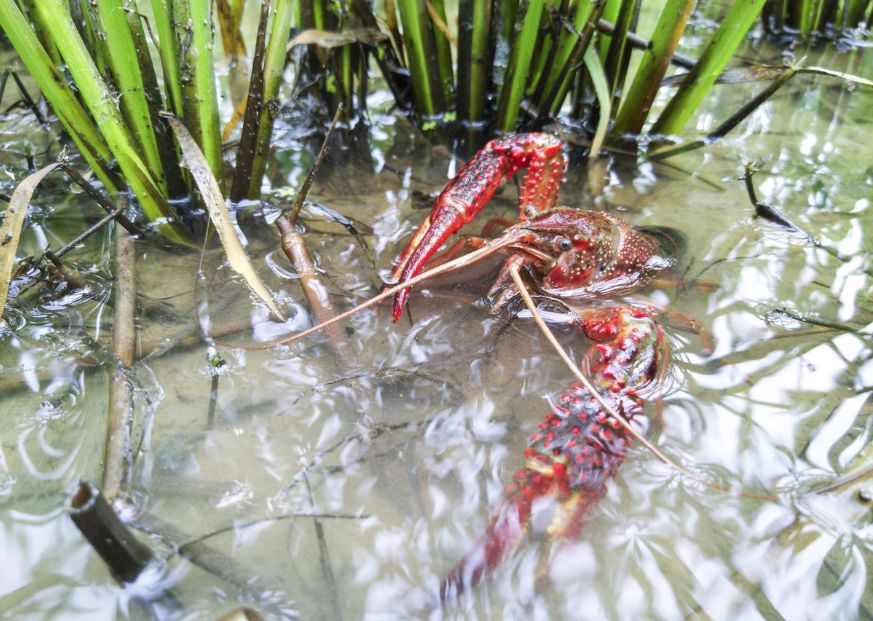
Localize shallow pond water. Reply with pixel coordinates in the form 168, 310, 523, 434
1, 29, 873, 621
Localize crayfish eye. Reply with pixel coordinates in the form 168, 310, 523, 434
523, 204, 538, 218
557, 237, 572, 251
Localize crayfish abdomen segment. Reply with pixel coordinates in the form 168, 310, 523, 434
441, 306, 663, 599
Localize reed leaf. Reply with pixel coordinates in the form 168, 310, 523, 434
650, 0, 767, 137
165, 114, 285, 322
0, 163, 57, 322
584, 47, 610, 163
612, 0, 695, 136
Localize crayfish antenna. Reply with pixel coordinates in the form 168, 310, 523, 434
229, 236, 518, 350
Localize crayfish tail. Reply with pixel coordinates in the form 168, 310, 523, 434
439, 495, 528, 602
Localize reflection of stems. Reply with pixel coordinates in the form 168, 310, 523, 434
103, 225, 136, 500
132, 511, 289, 596
184, 512, 368, 547
70, 481, 153, 583
304, 473, 343, 621
767, 307, 865, 334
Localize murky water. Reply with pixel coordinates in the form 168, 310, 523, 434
2, 28, 873, 621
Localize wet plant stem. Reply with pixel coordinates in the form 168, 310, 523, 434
103, 224, 137, 500
57, 159, 141, 235
70, 481, 154, 583
276, 105, 355, 369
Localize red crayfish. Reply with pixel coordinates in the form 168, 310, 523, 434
276, 133, 684, 600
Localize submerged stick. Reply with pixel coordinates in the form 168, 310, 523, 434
276, 105, 356, 368
70, 481, 154, 583
104, 223, 137, 500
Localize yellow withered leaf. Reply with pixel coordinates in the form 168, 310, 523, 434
0, 163, 58, 322
164, 115, 286, 322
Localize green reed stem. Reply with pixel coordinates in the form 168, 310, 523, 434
612, 0, 695, 136
92, 0, 167, 195
495, 0, 544, 133
429, 0, 454, 109
650, 0, 767, 137
457, 0, 493, 127
533, 0, 595, 115
29, 0, 189, 243
396, 0, 446, 118
174, 0, 223, 182
540, 0, 602, 120
150, 0, 184, 117
0, 0, 116, 191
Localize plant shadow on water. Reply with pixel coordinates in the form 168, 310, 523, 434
1, 38, 873, 621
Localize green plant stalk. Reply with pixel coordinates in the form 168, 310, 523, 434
495, 0, 544, 133
150, 0, 184, 117
540, 0, 602, 118
93, 0, 167, 196
0, 0, 117, 190
601, 0, 639, 105
457, 0, 493, 125
18, 0, 63, 66
597, 0, 622, 61
124, 3, 186, 198
650, 0, 767, 137
32, 0, 189, 243
175, 0, 223, 181
843, 0, 868, 27
429, 0, 454, 108
244, 0, 294, 199
396, 0, 445, 117
536, 0, 594, 110
612, 0, 695, 136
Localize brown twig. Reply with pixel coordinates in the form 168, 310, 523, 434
103, 224, 137, 500
275, 105, 357, 369
57, 157, 141, 235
